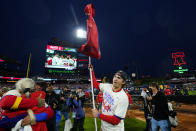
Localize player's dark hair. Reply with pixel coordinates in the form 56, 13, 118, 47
149, 82, 159, 90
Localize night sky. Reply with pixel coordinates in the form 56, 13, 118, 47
1, 0, 196, 78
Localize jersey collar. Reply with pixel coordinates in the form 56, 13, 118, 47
112, 88, 122, 92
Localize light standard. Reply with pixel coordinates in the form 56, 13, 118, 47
76, 28, 86, 39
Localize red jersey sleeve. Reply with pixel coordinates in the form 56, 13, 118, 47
127, 94, 132, 104
44, 106, 54, 120
91, 70, 100, 90
98, 113, 121, 125
0, 95, 38, 110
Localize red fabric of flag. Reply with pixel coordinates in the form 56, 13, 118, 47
78, 4, 101, 59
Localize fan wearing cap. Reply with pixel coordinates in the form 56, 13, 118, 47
0, 78, 54, 131
89, 64, 129, 131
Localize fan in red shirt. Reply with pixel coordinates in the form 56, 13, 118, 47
85, 91, 90, 99
165, 87, 172, 96
96, 91, 103, 112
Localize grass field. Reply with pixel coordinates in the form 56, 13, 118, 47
188, 91, 196, 95
60, 116, 146, 131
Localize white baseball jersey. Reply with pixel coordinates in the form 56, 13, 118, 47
63, 58, 74, 66
99, 83, 129, 131
52, 56, 59, 65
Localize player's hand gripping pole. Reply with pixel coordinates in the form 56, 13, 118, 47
89, 57, 98, 131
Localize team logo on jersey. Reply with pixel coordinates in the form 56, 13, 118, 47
102, 92, 114, 112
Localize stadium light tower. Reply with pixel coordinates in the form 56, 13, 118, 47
76, 28, 86, 39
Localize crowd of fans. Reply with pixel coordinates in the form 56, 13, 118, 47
129, 84, 192, 97
0, 74, 192, 131
0, 65, 134, 131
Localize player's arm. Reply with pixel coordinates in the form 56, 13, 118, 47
35, 106, 54, 121
92, 109, 121, 125
0, 114, 27, 128
98, 113, 123, 125
0, 95, 39, 110
99, 113, 122, 125
88, 64, 100, 90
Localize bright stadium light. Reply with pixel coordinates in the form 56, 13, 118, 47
76, 28, 86, 39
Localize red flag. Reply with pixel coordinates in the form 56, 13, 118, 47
78, 4, 101, 59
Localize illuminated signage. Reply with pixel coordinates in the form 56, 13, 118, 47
64, 48, 77, 52
173, 66, 188, 74
47, 45, 63, 51
0, 59, 4, 62
172, 52, 188, 74
48, 69, 75, 74
0, 76, 21, 80
47, 45, 76, 52
172, 52, 186, 66
78, 59, 88, 62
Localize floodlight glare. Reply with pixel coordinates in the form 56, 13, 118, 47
76, 29, 86, 38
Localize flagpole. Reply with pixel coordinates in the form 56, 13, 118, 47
89, 56, 98, 131
26, 52, 32, 78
